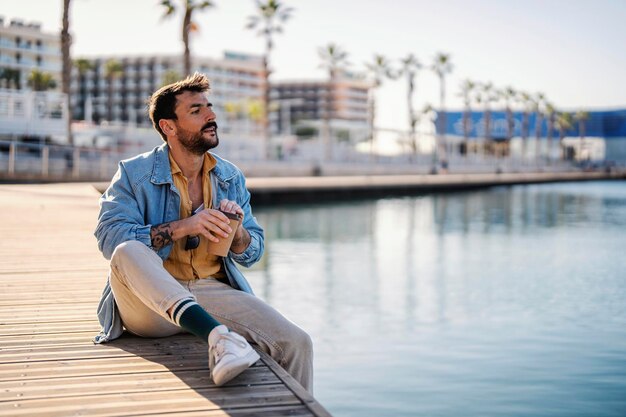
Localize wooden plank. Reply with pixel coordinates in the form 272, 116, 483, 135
0, 367, 280, 401
0, 314, 98, 324
0, 304, 96, 314
0, 354, 210, 381
0, 332, 97, 349
0, 339, 207, 364
151, 405, 314, 417
0, 384, 299, 417
0, 321, 98, 336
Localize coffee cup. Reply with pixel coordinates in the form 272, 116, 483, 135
207, 210, 241, 256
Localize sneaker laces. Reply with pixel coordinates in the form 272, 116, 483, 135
210, 332, 248, 365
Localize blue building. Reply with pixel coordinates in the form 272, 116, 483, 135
436, 109, 626, 162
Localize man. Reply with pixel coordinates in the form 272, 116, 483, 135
94, 73, 313, 391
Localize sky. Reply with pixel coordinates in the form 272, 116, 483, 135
1, 0, 625, 133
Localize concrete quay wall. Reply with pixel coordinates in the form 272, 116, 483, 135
245, 170, 626, 204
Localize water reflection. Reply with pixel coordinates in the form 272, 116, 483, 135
252, 181, 626, 327
248, 181, 626, 417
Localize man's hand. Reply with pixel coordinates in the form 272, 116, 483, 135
218, 199, 250, 254
182, 207, 233, 243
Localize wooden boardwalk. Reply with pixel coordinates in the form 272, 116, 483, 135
0, 183, 331, 417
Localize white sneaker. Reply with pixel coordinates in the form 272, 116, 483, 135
208, 325, 260, 386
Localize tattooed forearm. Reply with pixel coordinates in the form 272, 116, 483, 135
150, 223, 174, 251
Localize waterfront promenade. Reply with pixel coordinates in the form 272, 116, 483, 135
0, 183, 332, 416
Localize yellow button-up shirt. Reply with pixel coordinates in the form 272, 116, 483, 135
163, 152, 225, 281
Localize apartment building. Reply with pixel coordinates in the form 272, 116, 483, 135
0, 17, 62, 90
0, 17, 66, 141
70, 51, 266, 136
271, 71, 373, 142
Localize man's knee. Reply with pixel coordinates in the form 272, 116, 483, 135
111, 240, 148, 265
287, 326, 313, 357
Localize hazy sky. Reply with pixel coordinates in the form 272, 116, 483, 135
1, 0, 625, 131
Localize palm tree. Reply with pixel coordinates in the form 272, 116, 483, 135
74, 59, 94, 120
555, 112, 573, 160
518, 91, 533, 160
160, 0, 214, 77
499, 86, 516, 142
318, 43, 349, 161
104, 59, 123, 122
246, 0, 294, 160
365, 54, 396, 160
161, 69, 183, 86
473, 90, 485, 155
480, 82, 495, 144
421, 104, 438, 171
61, 0, 73, 144
0, 68, 20, 89
27, 69, 57, 91
545, 102, 556, 162
574, 110, 590, 160
431, 52, 453, 167
400, 54, 422, 157
533, 93, 545, 160
459, 80, 475, 153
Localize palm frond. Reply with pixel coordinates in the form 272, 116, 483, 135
160, 0, 176, 19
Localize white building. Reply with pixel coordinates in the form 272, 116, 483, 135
70, 51, 266, 139
271, 71, 373, 143
0, 17, 68, 143
0, 88, 68, 141
0, 17, 62, 90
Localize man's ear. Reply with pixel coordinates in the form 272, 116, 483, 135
159, 119, 176, 137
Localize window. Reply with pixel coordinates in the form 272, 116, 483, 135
14, 100, 24, 116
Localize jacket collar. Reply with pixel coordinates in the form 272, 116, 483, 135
150, 143, 174, 185
209, 152, 237, 182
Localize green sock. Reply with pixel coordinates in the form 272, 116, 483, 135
170, 299, 222, 342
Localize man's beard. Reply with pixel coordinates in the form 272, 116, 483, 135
176, 121, 219, 155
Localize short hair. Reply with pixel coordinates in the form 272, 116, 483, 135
148, 72, 211, 142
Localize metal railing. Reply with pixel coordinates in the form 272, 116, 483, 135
0, 134, 588, 183
0, 140, 121, 181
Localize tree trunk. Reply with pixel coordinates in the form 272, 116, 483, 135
462, 108, 469, 154
522, 111, 529, 159
61, 0, 73, 145
547, 115, 554, 163
108, 76, 113, 122
579, 120, 586, 160
407, 73, 417, 157
438, 75, 447, 166
369, 92, 376, 162
535, 112, 542, 161
323, 70, 334, 162
506, 107, 513, 140
183, 8, 192, 76
262, 53, 271, 160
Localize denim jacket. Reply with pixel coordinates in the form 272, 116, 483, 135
93, 143, 264, 343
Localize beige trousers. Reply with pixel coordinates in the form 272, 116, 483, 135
109, 240, 314, 393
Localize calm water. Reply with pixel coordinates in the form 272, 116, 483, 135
246, 180, 626, 417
